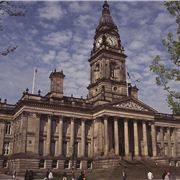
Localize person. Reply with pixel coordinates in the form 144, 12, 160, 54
48, 170, 53, 180
29, 170, 34, 180
164, 172, 171, 180
46, 170, 49, 180
162, 171, 167, 180
12, 170, 16, 180
62, 172, 68, 180
71, 170, 75, 180
78, 171, 85, 180
122, 169, 127, 180
24, 170, 30, 180
147, 170, 154, 180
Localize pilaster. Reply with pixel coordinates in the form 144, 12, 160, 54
0, 121, 5, 155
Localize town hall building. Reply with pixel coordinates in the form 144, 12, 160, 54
0, 1, 180, 174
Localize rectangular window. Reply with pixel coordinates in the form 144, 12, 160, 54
64, 160, 70, 169
51, 141, 55, 156
76, 160, 81, 169
39, 140, 44, 156
5, 122, 11, 135
3, 160, 8, 168
39, 159, 45, 169
3, 142, 10, 155
87, 160, 92, 169
63, 141, 67, 157
52, 160, 58, 169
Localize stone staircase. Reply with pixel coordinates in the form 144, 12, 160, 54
86, 159, 180, 180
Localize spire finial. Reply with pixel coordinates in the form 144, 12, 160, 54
103, 0, 110, 15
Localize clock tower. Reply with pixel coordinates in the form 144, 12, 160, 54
87, 0, 128, 105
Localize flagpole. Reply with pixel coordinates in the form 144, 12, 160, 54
32, 67, 37, 94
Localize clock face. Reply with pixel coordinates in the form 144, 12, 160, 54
96, 37, 102, 48
106, 36, 118, 47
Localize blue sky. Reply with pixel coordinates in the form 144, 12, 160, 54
0, 1, 178, 113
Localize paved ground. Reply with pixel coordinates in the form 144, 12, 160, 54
0, 174, 180, 180
0, 174, 23, 180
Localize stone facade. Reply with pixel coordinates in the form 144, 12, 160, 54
0, 1, 180, 174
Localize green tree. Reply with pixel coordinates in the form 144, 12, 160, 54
0, 1, 25, 56
150, 1, 180, 115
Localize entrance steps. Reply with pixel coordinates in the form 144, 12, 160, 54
87, 159, 180, 180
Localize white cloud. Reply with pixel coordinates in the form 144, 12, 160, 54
42, 31, 73, 46
68, 2, 91, 13
42, 50, 56, 64
154, 12, 174, 28
129, 40, 144, 50
75, 14, 95, 28
38, 2, 66, 21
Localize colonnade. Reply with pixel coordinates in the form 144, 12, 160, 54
29, 114, 178, 159
101, 116, 157, 158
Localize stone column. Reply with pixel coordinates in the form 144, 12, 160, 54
104, 116, 109, 155
142, 121, 148, 156
133, 120, 139, 157
46, 115, 52, 155
167, 128, 171, 157
160, 127, 164, 156
173, 128, 177, 157
9, 122, 13, 155
58, 116, 63, 156
151, 124, 157, 157
124, 119, 129, 156
70, 117, 75, 156
81, 119, 85, 157
114, 117, 119, 155
90, 121, 94, 157
34, 113, 40, 154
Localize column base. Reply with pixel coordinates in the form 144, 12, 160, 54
133, 155, 141, 160
141, 155, 150, 160
124, 155, 132, 161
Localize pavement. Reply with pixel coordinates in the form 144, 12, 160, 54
0, 174, 180, 180
0, 174, 23, 180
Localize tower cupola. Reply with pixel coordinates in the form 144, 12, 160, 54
96, 0, 118, 36
92, 0, 122, 53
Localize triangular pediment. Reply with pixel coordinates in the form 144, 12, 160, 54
109, 97, 157, 113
